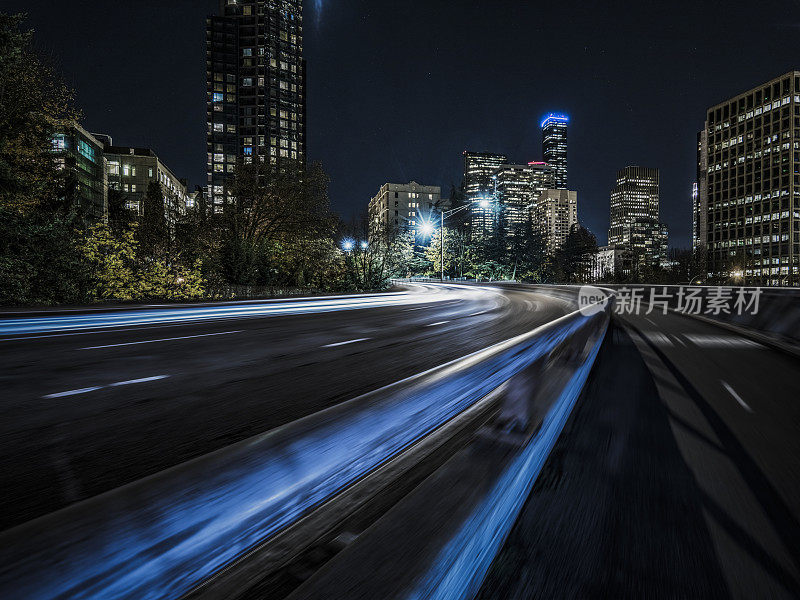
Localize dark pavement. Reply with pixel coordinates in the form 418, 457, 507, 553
0, 285, 570, 531
478, 310, 800, 599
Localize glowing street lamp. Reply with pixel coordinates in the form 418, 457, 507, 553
419, 221, 436, 238
341, 239, 355, 252
360, 240, 369, 250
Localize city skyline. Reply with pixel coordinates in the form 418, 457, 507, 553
18, 0, 800, 248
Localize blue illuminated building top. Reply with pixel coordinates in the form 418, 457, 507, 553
540, 113, 569, 128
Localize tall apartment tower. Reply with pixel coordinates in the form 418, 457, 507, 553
608, 166, 660, 245
463, 151, 507, 237
535, 189, 578, 253
541, 113, 569, 189
206, 0, 306, 210
698, 71, 800, 286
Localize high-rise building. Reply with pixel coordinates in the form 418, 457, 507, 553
103, 145, 191, 229
206, 0, 306, 210
541, 113, 568, 189
51, 123, 108, 221
534, 189, 578, 253
463, 151, 507, 237
494, 162, 556, 235
608, 166, 668, 269
698, 71, 800, 286
691, 181, 703, 252
608, 166, 660, 245
368, 182, 442, 238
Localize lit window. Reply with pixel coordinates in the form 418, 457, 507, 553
213, 92, 224, 103
108, 162, 120, 175
123, 164, 130, 176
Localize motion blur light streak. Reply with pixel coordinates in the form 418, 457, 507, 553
408, 329, 605, 600
0, 288, 465, 336
0, 296, 602, 600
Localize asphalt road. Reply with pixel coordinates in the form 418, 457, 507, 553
0, 284, 571, 531
478, 309, 800, 599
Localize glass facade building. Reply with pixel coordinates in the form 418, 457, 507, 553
206, 0, 306, 210
463, 151, 507, 237
51, 123, 108, 221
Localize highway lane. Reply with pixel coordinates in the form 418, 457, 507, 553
478, 309, 800, 599
0, 284, 572, 531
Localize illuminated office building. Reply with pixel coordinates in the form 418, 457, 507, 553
463, 151, 507, 237
698, 71, 800, 286
534, 189, 578, 253
206, 0, 306, 210
608, 166, 668, 268
51, 123, 108, 221
608, 166, 660, 245
541, 113, 569, 189
495, 162, 556, 235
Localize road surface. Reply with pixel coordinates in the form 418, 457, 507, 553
0, 284, 570, 531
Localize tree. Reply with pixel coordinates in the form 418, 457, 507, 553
137, 181, 169, 257
552, 224, 598, 283
219, 160, 335, 285
510, 217, 547, 282
0, 13, 78, 212
0, 208, 89, 305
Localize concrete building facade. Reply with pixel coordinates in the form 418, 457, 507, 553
697, 71, 800, 286
368, 182, 442, 237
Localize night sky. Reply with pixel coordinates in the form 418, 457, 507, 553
17, 0, 800, 247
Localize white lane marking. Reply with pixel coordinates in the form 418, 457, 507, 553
721, 380, 753, 413
468, 310, 489, 317
404, 307, 427, 312
81, 330, 242, 350
43, 387, 102, 399
684, 334, 761, 349
110, 375, 170, 387
644, 331, 673, 346
645, 317, 658, 327
426, 321, 450, 327
322, 338, 369, 348
43, 375, 171, 398
671, 335, 687, 347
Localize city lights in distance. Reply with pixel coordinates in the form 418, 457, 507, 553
540, 113, 569, 128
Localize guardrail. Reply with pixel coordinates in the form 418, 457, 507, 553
0, 286, 612, 600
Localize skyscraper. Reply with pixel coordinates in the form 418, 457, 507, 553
698, 71, 800, 286
534, 189, 578, 253
206, 0, 306, 210
608, 166, 660, 246
495, 162, 555, 235
608, 166, 668, 269
463, 151, 507, 237
541, 113, 568, 189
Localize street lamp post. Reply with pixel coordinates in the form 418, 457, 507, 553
435, 204, 470, 282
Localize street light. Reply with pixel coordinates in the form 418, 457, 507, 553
360, 240, 369, 250
419, 221, 436, 238
433, 203, 471, 281
341, 239, 354, 252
